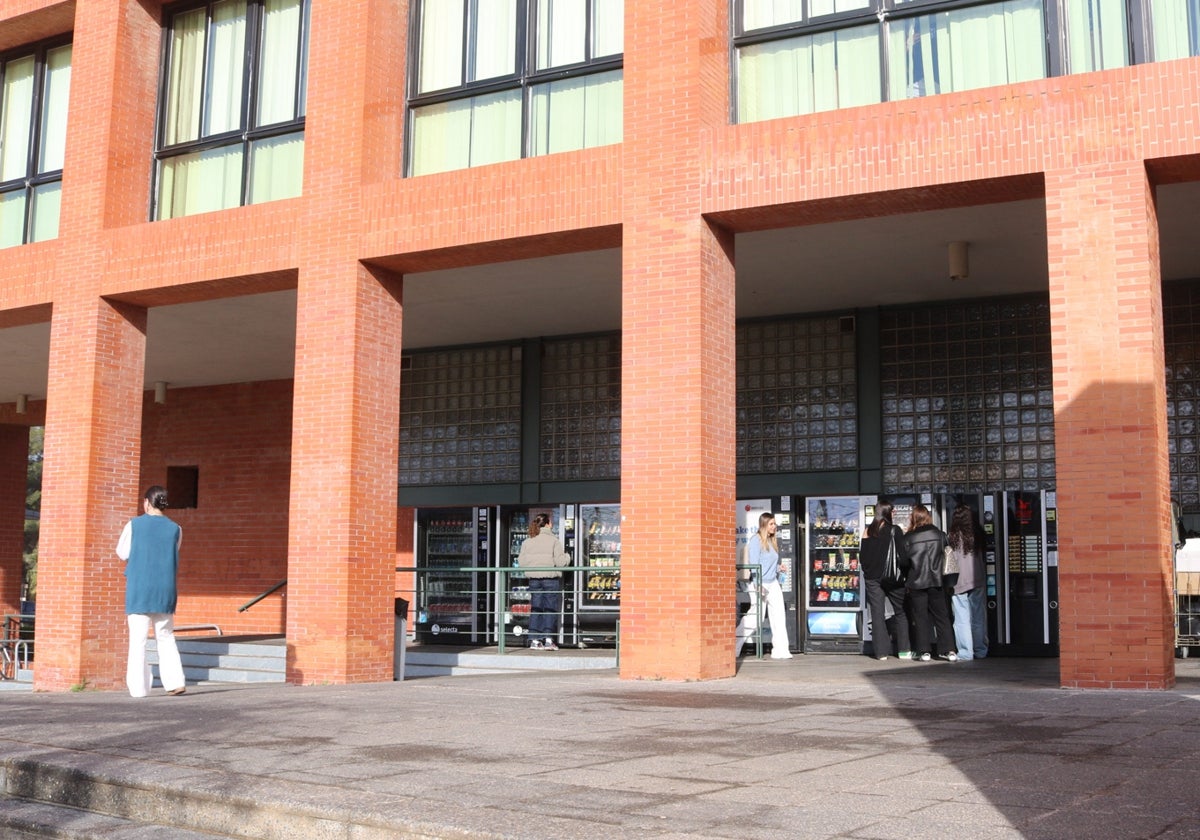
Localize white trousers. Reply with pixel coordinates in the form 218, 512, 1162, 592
736, 579, 791, 657
127, 613, 185, 697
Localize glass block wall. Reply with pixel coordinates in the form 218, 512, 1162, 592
399, 345, 522, 485
736, 315, 858, 474
540, 335, 622, 481
879, 296, 1055, 494
1165, 281, 1200, 512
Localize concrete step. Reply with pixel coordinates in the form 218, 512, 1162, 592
0, 795, 238, 839
149, 635, 286, 686
0, 750, 410, 840
403, 645, 616, 678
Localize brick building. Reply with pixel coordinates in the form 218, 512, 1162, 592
1, 0, 1197, 692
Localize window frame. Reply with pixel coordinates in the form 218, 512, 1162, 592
730, 0, 1175, 123
405, 0, 624, 176
0, 35, 73, 247
151, 0, 311, 220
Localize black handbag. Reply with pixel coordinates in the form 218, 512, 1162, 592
882, 530, 904, 587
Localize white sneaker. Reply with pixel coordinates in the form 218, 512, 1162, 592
917, 652, 932, 662
945, 651, 959, 662
529, 639, 543, 650
542, 640, 559, 651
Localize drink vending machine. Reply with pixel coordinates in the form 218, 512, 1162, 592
941, 491, 1058, 656
735, 498, 799, 653
493, 504, 621, 648
413, 507, 493, 644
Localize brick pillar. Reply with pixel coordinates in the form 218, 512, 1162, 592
1047, 163, 1174, 689
281, 0, 407, 684
620, 1, 736, 680
285, 263, 403, 683
0, 425, 30, 617
34, 297, 147, 691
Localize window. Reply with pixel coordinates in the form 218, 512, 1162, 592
1150, 0, 1200, 59
0, 41, 71, 248
408, 0, 624, 176
734, 0, 1194, 121
154, 0, 309, 220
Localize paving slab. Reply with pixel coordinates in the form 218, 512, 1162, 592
2, 655, 1199, 838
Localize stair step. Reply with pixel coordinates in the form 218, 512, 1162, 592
148, 636, 287, 686
1, 751, 415, 840
0, 795, 236, 840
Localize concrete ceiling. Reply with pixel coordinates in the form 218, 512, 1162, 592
2, 183, 1199, 406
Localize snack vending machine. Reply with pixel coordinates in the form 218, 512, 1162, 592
804, 496, 868, 653
574, 503, 621, 646
414, 507, 492, 644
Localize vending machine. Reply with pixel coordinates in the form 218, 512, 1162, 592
574, 503, 621, 646
803, 496, 869, 653
414, 507, 493, 644
942, 491, 1058, 656
494, 505, 567, 646
735, 498, 800, 653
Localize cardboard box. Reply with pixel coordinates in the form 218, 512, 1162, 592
1177, 572, 1200, 596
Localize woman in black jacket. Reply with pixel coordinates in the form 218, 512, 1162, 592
904, 503, 958, 662
859, 502, 911, 660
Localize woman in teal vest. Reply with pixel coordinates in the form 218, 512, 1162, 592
116, 485, 186, 697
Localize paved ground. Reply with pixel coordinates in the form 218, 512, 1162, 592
2, 654, 1200, 839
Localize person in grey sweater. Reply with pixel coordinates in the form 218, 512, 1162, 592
517, 513, 568, 650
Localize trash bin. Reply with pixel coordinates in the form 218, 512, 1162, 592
394, 598, 409, 681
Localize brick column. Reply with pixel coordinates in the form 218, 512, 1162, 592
0, 425, 30, 617
281, 0, 407, 684
285, 263, 403, 683
34, 297, 147, 691
619, 1, 736, 680
1047, 163, 1174, 689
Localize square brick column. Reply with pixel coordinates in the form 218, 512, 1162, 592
284, 262, 403, 683
281, 0, 408, 684
1047, 163, 1175, 689
619, 1, 737, 680
34, 297, 147, 691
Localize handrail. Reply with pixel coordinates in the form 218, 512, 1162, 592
175, 624, 223, 635
394, 563, 764, 659
238, 580, 287, 612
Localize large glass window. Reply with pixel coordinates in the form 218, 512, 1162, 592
154, 0, 309, 220
0, 41, 71, 248
1150, 0, 1200, 59
408, 0, 623, 176
734, 0, 1190, 121
887, 1, 1047, 100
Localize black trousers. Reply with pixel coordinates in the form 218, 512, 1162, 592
864, 577, 910, 657
908, 586, 956, 656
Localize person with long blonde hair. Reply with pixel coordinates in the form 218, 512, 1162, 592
735, 512, 792, 659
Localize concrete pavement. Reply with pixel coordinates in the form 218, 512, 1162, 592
2, 654, 1200, 838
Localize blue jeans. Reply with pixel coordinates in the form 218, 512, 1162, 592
528, 577, 562, 641
951, 588, 988, 659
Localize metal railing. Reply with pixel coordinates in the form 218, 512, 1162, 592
396, 563, 767, 659
2, 613, 34, 681
395, 565, 621, 655
239, 580, 287, 613
736, 563, 766, 660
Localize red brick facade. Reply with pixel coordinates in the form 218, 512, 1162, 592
2, 0, 1195, 690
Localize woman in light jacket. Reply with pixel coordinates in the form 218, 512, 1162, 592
735, 512, 792, 659
903, 504, 957, 662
